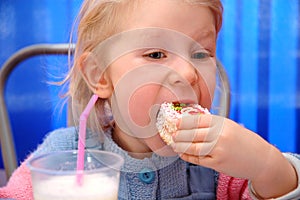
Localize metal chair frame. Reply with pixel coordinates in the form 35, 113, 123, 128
0, 44, 74, 179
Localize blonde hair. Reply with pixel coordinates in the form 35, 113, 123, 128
66, 0, 223, 136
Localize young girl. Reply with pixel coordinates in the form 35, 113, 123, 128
1, 0, 300, 199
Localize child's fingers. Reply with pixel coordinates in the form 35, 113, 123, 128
179, 153, 214, 168
178, 114, 213, 130
173, 128, 215, 143
172, 141, 216, 156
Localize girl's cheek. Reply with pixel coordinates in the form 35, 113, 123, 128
196, 67, 216, 109
128, 84, 161, 127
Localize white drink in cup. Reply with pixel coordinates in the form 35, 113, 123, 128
28, 150, 124, 200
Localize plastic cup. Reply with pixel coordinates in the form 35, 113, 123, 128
28, 150, 124, 200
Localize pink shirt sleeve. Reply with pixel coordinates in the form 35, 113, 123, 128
217, 172, 252, 200
0, 159, 34, 200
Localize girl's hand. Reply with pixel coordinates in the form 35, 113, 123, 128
172, 114, 269, 179
171, 114, 297, 198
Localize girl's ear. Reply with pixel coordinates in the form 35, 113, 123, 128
79, 52, 113, 98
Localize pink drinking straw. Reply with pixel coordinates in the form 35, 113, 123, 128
76, 94, 99, 185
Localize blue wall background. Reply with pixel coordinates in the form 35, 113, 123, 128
0, 0, 299, 169
217, 0, 300, 153
0, 0, 82, 169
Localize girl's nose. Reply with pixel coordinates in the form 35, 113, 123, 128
167, 58, 198, 86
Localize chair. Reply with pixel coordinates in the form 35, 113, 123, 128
0, 43, 230, 180
0, 44, 74, 180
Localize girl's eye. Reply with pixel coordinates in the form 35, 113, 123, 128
145, 51, 166, 59
191, 52, 210, 60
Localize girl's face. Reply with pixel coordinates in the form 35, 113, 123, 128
98, 0, 217, 156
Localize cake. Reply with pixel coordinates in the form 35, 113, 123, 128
156, 102, 210, 145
